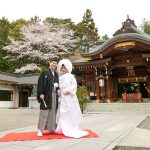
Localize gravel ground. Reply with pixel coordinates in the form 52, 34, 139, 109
0, 108, 39, 132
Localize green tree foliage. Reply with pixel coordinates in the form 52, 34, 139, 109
0, 17, 10, 72
74, 9, 100, 51
101, 34, 109, 41
0, 17, 9, 46
44, 17, 76, 36
30, 16, 41, 23
76, 85, 89, 113
9, 19, 28, 41
44, 17, 73, 25
143, 21, 150, 35
0, 17, 36, 73
0, 18, 29, 73
141, 19, 150, 35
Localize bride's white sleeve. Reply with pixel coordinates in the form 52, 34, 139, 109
66, 75, 77, 95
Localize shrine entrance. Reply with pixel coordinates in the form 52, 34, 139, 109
118, 81, 149, 102
118, 82, 148, 98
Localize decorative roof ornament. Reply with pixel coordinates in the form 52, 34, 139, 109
113, 15, 137, 36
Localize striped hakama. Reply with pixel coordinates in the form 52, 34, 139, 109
37, 90, 57, 132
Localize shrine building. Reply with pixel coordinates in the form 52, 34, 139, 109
73, 16, 150, 103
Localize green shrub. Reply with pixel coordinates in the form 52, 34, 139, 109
77, 85, 89, 113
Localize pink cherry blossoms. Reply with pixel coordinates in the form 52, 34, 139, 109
14, 64, 41, 74
3, 22, 78, 74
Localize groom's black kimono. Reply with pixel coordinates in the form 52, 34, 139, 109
37, 68, 59, 110
36, 68, 59, 132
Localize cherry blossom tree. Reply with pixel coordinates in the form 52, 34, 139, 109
14, 63, 41, 74
3, 22, 78, 74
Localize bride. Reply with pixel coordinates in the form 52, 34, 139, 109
55, 59, 89, 138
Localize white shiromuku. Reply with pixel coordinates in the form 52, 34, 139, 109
56, 59, 89, 138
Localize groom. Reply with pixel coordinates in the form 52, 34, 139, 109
36, 58, 59, 136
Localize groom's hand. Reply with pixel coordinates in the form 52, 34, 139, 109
40, 94, 45, 100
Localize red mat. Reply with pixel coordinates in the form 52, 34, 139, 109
0, 130, 99, 142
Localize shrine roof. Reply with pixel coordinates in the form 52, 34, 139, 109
82, 33, 150, 57
0, 72, 39, 85
81, 16, 150, 57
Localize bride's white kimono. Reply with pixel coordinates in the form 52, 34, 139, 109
55, 72, 88, 138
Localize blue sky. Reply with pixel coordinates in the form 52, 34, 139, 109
1, 0, 149, 37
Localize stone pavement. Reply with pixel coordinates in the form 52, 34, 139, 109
0, 108, 149, 150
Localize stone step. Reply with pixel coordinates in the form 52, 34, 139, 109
86, 103, 150, 113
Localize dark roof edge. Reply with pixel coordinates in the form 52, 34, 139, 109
73, 57, 111, 66
81, 33, 150, 57
0, 71, 40, 77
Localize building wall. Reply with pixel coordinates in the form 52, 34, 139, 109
0, 84, 19, 108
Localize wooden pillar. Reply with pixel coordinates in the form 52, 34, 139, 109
146, 64, 150, 98
95, 67, 100, 103
105, 77, 112, 102
19, 86, 23, 107
96, 78, 100, 103
13, 86, 16, 107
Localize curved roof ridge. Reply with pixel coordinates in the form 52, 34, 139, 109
130, 24, 143, 34
131, 25, 150, 37
82, 33, 150, 56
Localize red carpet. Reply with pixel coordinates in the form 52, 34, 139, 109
0, 130, 99, 142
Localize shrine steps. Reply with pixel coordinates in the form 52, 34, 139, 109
86, 103, 150, 114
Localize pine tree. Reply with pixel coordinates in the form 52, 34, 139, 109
75, 9, 100, 52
